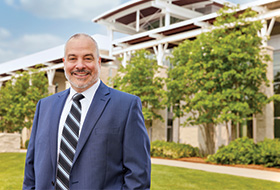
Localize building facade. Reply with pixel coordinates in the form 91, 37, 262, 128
1, 0, 280, 152
92, 0, 280, 151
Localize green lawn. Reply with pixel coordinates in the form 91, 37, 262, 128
1, 153, 279, 190
0, 153, 25, 190
151, 164, 280, 190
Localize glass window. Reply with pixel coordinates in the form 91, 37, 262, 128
273, 50, 280, 138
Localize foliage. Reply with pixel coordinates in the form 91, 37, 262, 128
207, 137, 280, 168
151, 140, 201, 159
25, 139, 30, 149
167, 5, 274, 154
207, 137, 256, 165
0, 70, 49, 132
112, 49, 165, 125
255, 138, 280, 167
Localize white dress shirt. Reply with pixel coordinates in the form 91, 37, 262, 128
57, 79, 101, 157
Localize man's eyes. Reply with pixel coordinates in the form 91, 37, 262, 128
67, 56, 94, 61
85, 57, 93, 61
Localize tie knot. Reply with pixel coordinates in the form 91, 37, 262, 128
73, 93, 84, 102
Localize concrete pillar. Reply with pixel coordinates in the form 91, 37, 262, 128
48, 85, 56, 94
47, 69, 56, 94
150, 66, 168, 142
47, 69, 56, 86
254, 46, 274, 142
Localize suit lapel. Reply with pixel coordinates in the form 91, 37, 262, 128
49, 89, 70, 170
73, 82, 111, 164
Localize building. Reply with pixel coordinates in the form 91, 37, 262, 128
1, 0, 280, 152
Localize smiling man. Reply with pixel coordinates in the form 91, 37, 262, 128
64, 35, 101, 92
23, 33, 151, 190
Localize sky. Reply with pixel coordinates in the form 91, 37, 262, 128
0, 0, 256, 64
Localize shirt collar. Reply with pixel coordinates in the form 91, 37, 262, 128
68, 79, 101, 103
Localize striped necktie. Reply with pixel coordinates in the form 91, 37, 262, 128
56, 93, 84, 190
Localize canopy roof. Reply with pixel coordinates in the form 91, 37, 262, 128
93, 0, 280, 56
0, 34, 114, 82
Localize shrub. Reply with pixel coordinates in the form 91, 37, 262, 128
25, 139, 29, 149
207, 137, 257, 165
255, 138, 280, 168
207, 137, 280, 168
151, 140, 201, 159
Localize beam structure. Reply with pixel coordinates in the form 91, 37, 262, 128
152, 1, 203, 20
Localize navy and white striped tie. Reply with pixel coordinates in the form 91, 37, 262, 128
56, 93, 84, 190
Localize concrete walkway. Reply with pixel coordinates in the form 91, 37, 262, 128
151, 158, 280, 183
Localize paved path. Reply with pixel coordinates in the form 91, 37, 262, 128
151, 158, 280, 183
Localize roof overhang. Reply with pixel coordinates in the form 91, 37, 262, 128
0, 34, 115, 82
94, 0, 280, 56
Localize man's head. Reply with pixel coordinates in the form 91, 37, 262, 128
63, 33, 101, 93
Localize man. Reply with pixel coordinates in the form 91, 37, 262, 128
23, 33, 151, 190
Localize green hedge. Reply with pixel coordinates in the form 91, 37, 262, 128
151, 140, 202, 159
255, 138, 280, 167
207, 137, 280, 168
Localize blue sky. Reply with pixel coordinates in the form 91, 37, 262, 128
0, 0, 256, 64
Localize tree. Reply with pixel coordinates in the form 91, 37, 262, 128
0, 70, 49, 132
167, 6, 275, 155
112, 49, 165, 129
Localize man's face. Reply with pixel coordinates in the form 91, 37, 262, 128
64, 36, 101, 93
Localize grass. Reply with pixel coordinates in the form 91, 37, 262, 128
151, 164, 280, 190
0, 153, 279, 190
0, 153, 25, 190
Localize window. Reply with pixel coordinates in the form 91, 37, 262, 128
274, 50, 280, 138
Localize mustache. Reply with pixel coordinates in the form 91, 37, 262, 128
71, 69, 91, 75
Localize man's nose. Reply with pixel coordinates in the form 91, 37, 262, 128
75, 58, 86, 69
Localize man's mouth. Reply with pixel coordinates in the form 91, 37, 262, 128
71, 70, 91, 77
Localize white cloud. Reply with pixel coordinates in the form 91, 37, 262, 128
4, 0, 17, 6
6, 0, 122, 21
0, 33, 64, 63
12, 34, 64, 52
0, 27, 11, 39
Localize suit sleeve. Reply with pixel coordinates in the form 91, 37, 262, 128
22, 100, 41, 190
122, 96, 151, 190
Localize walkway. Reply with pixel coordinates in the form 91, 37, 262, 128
151, 158, 280, 183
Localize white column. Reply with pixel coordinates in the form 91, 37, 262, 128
136, 10, 140, 32
47, 69, 56, 86
122, 51, 131, 67
122, 52, 127, 67
153, 43, 168, 66
165, 12, 170, 27
47, 69, 56, 94
107, 26, 114, 57
159, 16, 163, 27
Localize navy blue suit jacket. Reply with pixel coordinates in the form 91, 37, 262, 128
23, 81, 151, 189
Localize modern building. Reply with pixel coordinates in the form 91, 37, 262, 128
92, 0, 280, 152
1, 0, 280, 152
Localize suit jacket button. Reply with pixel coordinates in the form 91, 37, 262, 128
52, 181, 55, 186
